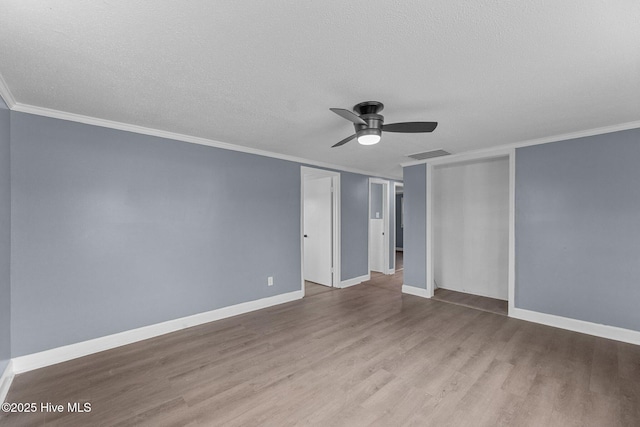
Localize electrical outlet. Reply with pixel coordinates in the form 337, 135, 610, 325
268, 276, 274, 286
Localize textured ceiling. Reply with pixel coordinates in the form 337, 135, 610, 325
1, 1, 639, 178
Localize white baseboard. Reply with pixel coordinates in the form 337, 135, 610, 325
511, 307, 640, 346
11, 290, 303, 374
402, 284, 431, 298
340, 274, 370, 289
0, 360, 14, 403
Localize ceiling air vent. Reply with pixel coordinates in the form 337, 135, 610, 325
406, 149, 451, 161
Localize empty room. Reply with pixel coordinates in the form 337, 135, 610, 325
1, 2, 640, 426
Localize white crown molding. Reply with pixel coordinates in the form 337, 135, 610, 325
10, 102, 401, 180
7, 79, 637, 180
340, 274, 369, 289
400, 120, 640, 168
0, 72, 16, 109
0, 360, 14, 404
11, 290, 303, 374
511, 307, 640, 346
402, 284, 430, 298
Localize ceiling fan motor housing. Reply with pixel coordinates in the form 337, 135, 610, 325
354, 114, 383, 132
353, 101, 384, 136
353, 101, 384, 115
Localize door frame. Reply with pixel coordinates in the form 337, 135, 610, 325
300, 166, 341, 294
392, 182, 404, 272
425, 148, 515, 315
368, 178, 391, 275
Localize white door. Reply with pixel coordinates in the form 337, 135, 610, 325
433, 157, 509, 300
303, 176, 333, 286
369, 218, 385, 272
369, 181, 387, 273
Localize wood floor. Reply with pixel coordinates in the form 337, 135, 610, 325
304, 281, 334, 297
433, 288, 508, 316
395, 250, 403, 270
3, 269, 640, 426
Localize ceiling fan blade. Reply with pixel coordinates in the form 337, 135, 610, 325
382, 122, 438, 133
332, 134, 356, 148
330, 108, 367, 125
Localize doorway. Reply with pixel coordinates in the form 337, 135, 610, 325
301, 167, 340, 296
369, 178, 390, 276
427, 152, 514, 315
393, 182, 404, 272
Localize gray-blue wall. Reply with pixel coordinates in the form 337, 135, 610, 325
395, 194, 403, 249
10, 112, 305, 356
0, 97, 10, 374
8, 111, 379, 357
515, 128, 640, 331
403, 164, 426, 288
341, 172, 369, 280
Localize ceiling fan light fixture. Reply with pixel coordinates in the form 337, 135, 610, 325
330, 101, 437, 148
357, 134, 381, 145
357, 128, 381, 145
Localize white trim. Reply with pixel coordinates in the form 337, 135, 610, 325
340, 274, 370, 288
402, 284, 430, 298
0, 360, 14, 403
395, 248, 403, 252
400, 120, 640, 168
508, 149, 516, 316
511, 308, 640, 346
369, 178, 391, 275
426, 151, 513, 306
426, 164, 434, 297
392, 182, 404, 272
333, 175, 342, 286
4, 70, 638, 180
0, 72, 16, 108
391, 183, 396, 272
11, 290, 302, 374
426, 147, 513, 167
300, 168, 305, 297
384, 181, 391, 275
300, 167, 341, 289
11, 103, 400, 180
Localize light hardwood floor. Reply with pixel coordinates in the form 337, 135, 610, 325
395, 250, 403, 271
433, 288, 508, 316
305, 281, 334, 297
2, 268, 640, 426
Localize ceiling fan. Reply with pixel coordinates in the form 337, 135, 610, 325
330, 101, 437, 148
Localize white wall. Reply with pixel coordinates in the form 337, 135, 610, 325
433, 156, 509, 300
